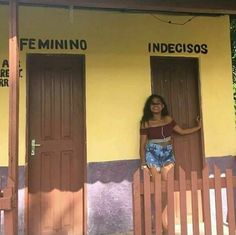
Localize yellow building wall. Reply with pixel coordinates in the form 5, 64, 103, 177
0, 6, 235, 165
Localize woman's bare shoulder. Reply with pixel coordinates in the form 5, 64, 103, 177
164, 115, 173, 122
140, 121, 149, 129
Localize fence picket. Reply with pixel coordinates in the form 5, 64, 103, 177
133, 169, 142, 235
154, 172, 162, 235
143, 168, 152, 235
202, 166, 212, 235
167, 167, 175, 234
214, 165, 223, 235
179, 167, 187, 235
133, 165, 236, 235
191, 171, 200, 235
226, 169, 236, 235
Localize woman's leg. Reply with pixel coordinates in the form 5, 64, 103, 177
147, 167, 161, 231
161, 163, 174, 181
149, 166, 161, 180
161, 163, 174, 233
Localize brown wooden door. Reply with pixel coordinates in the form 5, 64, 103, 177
151, 56, 203, 222
27, 54, 85, 235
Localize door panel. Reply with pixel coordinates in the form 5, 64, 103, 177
27, 54, 85, 235
151, 56, 203, 222
151, 57, 202, 179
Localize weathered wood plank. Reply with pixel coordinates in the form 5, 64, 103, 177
167, 168, 175, 234
143, 168, 152, 235
5, 0, 19, 235
133, 169, 142, 235
226, 169, 236, 235
191, 171, 199, 235
179, 167, 187, 235
140, 176, 236, 194
1, 0, 236, 14
0, 198, 12, 210
202, 166, 212, 235
133, 165, 236, 235
154, 171, 162, 235
0, 187, 14, 210
214, 165, 223, 235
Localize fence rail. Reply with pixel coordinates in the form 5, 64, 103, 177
0, 176, 14, 235
132, 165, 236, 235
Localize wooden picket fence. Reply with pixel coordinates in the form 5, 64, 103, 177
0, 176, 14, 235
132, 165, 236, 235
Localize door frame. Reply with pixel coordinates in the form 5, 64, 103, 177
150, 55, 206, 164
24, 53, 87, 235
150, 55, 206, 222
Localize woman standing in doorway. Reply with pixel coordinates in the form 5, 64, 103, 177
139, 94, 201, 231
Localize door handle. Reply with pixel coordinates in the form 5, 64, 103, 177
31, 139, 41, 156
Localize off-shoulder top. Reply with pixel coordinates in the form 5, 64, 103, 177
140, 120, 176, 139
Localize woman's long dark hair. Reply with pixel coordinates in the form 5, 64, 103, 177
140, 94, 169, 124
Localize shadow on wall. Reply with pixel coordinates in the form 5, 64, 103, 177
87, 160, 140, 184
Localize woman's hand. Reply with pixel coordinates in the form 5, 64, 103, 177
195, 115, 202, 130
141, 163, 147, 170
196, 115, 201, 128
173, 115, 201, 135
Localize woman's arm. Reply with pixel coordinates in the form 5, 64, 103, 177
139, 134, 147, 165
173, 124, 201, 135
173, 117, 201, 135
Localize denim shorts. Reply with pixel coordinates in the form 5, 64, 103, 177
145, 142, 175, 169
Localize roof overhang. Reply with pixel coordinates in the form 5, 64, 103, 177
0, 0, 236, 15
